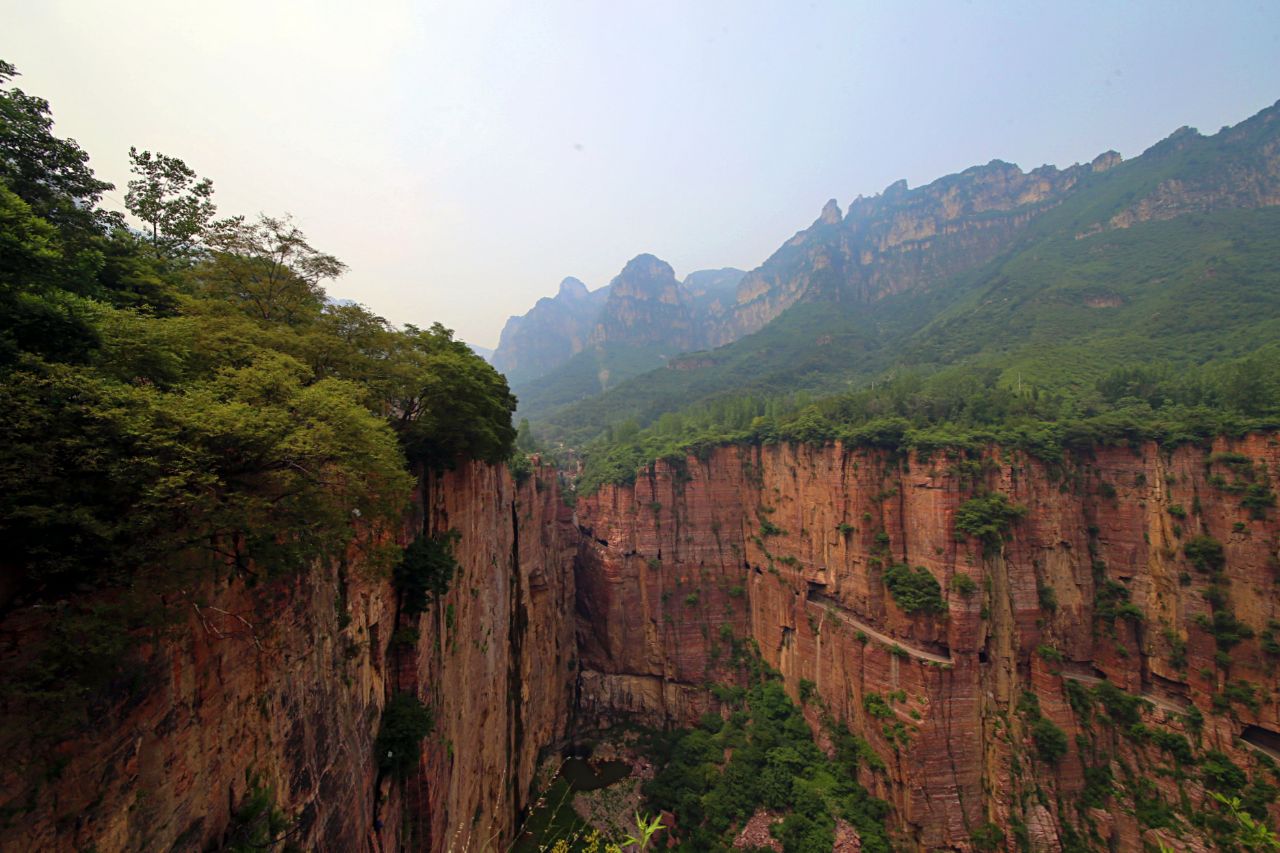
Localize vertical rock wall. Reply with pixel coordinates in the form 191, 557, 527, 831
574, 437, 1280, 849
0, 462, 576, 853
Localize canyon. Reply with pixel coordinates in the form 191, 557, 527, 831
5, 434, 1279, 850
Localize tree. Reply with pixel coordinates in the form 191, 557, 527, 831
200, 214, 345, 324
390, 323, 518, 470
125, 147, 217, 255
0, 60, 117, 234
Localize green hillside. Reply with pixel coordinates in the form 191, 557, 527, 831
526, 104, 1280, 483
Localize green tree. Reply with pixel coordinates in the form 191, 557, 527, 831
0, 60, 117, 234
391, 323, 518, 469
200, 214, 344, 324
125, 146, 217, 255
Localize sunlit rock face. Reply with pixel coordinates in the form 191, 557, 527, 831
574, 436, 1280, 849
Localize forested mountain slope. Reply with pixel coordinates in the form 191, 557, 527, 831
537, 99, 1280, 453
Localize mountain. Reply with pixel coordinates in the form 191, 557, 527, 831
467, 342, 494, 362
536, 99, 1280, 445
495, 261, 745, 418
490, 276, 607, 385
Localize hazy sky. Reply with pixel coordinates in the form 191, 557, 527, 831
3, 1, 1279, 346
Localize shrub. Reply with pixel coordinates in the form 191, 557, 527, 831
971, 823, 1005, 852
954, 493, 1027, 556
1202, 750, 1247, 794
1184, 535, 1225, 574
952, 572, 978, 597
1037, 644, 1064, 663
394, 531, 461, 616
1031, 717, 1069, 764
883, 563, 946, 615
376, 693, 434, 777
1242, 482, 1277, 519
1038, 583, 1058, 613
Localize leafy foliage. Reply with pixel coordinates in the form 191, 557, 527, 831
642, 679, 891, 852
882, 563, 946, 614
223, 770, 300, 853
375, 692, 435, 778
954, 493, 1027, 556
0, 60, 517, 733
394, 531, 461, 616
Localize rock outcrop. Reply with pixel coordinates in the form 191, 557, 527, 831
574, 437, 1280, 849
0, 461, 576, 853
491, 277, 607, 385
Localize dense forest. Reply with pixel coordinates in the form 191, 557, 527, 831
0, 60, 517, 738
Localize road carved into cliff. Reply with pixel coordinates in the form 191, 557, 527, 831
1061, 673, 1190, 717
805, 592, 951, 664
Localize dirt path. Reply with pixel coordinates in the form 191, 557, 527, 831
805, 593, 951, 664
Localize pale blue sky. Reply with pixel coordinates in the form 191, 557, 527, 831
3, 1, 1278, 346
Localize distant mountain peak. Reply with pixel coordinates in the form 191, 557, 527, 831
818, 198, 842, 225
558, 276, 589, 298
618, 253, 674, 279
1091, 150, 1123, 172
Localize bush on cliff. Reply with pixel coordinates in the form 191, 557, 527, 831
954, 493, 1027, 556
394, 530, 461, 616
376, 692, 434, 778
882, 563, 946, 615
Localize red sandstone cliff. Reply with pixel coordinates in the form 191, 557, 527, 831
0, 461, 575, 853
574, 438, 1280, 850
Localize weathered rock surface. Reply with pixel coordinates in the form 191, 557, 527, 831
574, 437, 1280, 849
0, 461, 576, 853
491, 276, 607, 385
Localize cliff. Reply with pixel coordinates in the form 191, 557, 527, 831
574, 437, 1280, 849
0, 461, 576, 853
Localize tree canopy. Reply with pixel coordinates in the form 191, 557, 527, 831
0, 59, 518, 729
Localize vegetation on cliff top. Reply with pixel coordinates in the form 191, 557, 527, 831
548, 109, 1280, 491
574, 347, 1280, 494
0, 60, 516, 731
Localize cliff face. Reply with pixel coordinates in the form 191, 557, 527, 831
704, 159, 1102, 348
397, 462, 577, 851
587, 254, 695, 352
0, 461, 576, 853
575, 437, 1280, 849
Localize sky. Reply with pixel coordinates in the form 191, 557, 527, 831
3, 1, 1279, 348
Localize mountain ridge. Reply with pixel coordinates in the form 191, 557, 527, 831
529, 98, 1280, 444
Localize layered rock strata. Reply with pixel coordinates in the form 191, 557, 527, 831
574, 437, 1280, 849
0, 461, 575, 853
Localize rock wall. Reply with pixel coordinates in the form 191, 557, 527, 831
0, 461, 576, 853
574, 437, 1280, 849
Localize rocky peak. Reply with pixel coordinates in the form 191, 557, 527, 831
491, 274, 609, 384
557, 276, 589, 299
817, 198, 843, 225
1091, 150, 1123, 172
610, 254, 677, 295
588, 253, 693, 349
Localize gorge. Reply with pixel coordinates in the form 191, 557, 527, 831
6, 434, 1280, 851
3, 52, 1280, 853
